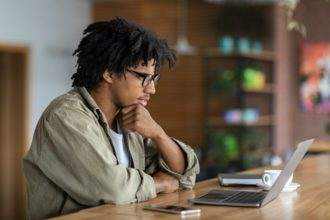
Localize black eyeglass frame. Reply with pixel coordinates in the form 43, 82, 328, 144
126, 69, 160, 87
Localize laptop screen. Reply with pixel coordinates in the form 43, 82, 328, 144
261, 139, 314, 206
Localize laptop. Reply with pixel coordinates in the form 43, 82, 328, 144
189, 139, 314, 208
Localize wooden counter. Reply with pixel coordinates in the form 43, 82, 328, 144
309, 141, 330, 153
52, 154, 330, 220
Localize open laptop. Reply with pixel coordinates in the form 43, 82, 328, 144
189, 139, 314, 208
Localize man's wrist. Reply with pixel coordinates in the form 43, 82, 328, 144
151, 125, 167, 142
153, 177, 165, 194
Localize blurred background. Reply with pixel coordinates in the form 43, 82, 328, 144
0, 0, 330, 219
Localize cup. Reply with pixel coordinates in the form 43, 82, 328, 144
242, 108, 259, 124
237, 37, 250, 54
218, 36, 234, 54
251, 41, 263, 54
262, 169, 293, 188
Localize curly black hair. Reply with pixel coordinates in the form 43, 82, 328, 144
71, 17, 176, 89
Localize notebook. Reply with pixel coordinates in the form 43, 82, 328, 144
218, 173, 263, 186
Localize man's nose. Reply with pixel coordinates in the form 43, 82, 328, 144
144, 81, 156, 94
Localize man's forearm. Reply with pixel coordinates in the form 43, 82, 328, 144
151, 129, 186, 174
120, 104, 186, 174
153, 177, 166, 193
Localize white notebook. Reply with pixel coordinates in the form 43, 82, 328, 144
218, 173, 263, 186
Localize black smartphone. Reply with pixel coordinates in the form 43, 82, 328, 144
143, 204, 201, 216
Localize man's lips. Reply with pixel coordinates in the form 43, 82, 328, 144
137, 98, 149, 106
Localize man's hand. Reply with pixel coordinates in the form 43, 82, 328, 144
121, 104, 186, 174
120, 104, 165, 139
152, 171, 179, 194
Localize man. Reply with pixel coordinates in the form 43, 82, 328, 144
23, 17, 200, 219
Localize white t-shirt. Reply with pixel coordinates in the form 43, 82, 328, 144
108, 120, 130, 167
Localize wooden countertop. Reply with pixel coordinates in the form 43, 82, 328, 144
309, 141, 330, 153
52, 154, 330, 220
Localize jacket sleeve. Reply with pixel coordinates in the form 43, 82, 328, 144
144, 137, 200, 189
34, 107, 156, 206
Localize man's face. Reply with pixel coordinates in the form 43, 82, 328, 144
110, 59, 157, 108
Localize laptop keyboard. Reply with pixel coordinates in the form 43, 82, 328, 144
223, 191, 266, 204
199, 192, 232, 202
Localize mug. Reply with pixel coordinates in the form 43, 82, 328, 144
237, 37, 250, 54
262, 169, 293, 188
218, 36, 234, 54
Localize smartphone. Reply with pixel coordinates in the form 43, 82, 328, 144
143, 204, 201, 216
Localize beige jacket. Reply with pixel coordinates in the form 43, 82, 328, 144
23, 87, 200, 220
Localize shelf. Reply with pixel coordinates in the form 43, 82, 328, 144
208, 115, 274, 127
209, 83, 275, 95
242, 84, 275, 94
203, 48, 275, 62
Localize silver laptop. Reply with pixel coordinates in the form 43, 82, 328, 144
189, 139, 314, 208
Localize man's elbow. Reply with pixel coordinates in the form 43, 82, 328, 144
74, 188, 136, 206
108, 193, 135, 205
180, 174, 197, 189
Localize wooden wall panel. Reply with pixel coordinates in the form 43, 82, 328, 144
148, 56, 204, 147
93, 0, 143, 24
140, 1, 177, 45
0, 48, 28, 220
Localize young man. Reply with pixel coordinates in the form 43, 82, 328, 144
23, 17, 199, 219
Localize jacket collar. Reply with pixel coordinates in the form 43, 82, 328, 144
77, 86, 111, 126
77, 87, 100, 117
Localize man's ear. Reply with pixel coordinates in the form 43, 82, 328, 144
103, 71, 113, 84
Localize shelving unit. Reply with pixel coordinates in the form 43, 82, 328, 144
203, 48, 275, 62
242, 83, 274, 94
208, 115, 274, 127
202, 49, 276, 173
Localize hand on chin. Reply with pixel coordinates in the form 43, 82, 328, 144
120, 103, 163, 139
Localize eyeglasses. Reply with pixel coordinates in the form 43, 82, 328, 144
126, 69, 160, 87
